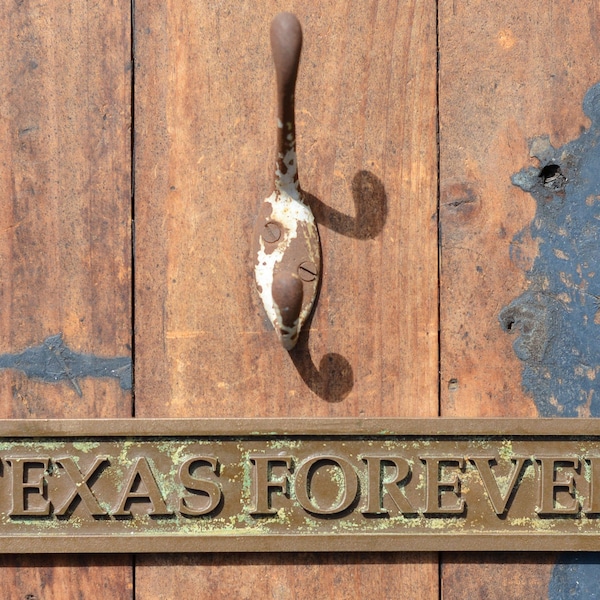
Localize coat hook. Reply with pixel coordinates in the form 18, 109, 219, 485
253, 12, 321, 350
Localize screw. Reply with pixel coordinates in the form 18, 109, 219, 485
298, 261, 318, 282
262, 221, 281, 243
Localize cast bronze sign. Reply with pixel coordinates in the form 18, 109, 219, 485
1, 418, 600, 552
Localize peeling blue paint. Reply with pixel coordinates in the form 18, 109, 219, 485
502, 83, 600, 598
549, 555, 600, 600
0, 333, 132, 395
501, 83, 600, 417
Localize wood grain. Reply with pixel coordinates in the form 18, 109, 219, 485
0, 556, 133, 600
439, 0, 600, 595
134, 0, 438, 597
134, 0, 438, 418
0, 0, 132, 416
138, 553, 437, 600
0, 0, 133, 595
439, 0, 600, 415
442, 553, 556, 600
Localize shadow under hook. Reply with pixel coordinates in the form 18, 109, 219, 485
287, 170, 388, 401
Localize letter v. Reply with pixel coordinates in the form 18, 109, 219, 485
470, 456, 529, 515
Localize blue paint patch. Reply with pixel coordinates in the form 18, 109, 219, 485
500, 83, 600, 417
0, 333, 132, 395
549, 555, 600, 600
502, 83, 600, 598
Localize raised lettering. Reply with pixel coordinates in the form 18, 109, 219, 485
294, 456, 358, 515
361, 455, 415, 515
470, 456, 529, 515
53, 456, 109, 517
584, 457, 600, 514
420, 457, 466, 515
112, 457, 172, 516
7, 457, 51, 517
179, 457, 222, 516
537, 457, 580, 515
249, 455, 292, 515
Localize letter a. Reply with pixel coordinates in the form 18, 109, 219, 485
113, 457, 172, 516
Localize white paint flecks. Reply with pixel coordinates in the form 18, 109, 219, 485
255, 141, 320, 350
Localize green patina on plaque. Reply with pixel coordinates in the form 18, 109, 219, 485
0, 418, 600, 552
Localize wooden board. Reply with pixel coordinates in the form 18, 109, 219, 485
133, 0, 438, 597
5, 0, 599, 596
0, 0, 133, 596
439, 0, 600, 595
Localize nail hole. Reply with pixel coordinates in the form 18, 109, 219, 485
448, 378, 459, 392
539, 164, 566, 190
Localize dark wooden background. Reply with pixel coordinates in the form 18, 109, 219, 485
1, 0, 599, 597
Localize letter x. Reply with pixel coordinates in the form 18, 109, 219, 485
53, 456, 109, 516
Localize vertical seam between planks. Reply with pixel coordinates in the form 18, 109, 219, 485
131, 0, 137, 596
130, 0, 136, 420
132, 553, 137, 599
436, 0, 443, 597
436, 0, 441, 421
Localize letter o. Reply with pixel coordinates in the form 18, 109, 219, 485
294, 455, 358, 515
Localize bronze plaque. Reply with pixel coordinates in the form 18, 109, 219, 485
1, 418, 600, 552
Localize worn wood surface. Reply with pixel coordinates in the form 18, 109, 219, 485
440, 0, 600, 418
139, 553, 437, 600
440, 0, 600, 596
0, 556, 133, 599
0, 0, 133, 596
3, 0, 597, 597
134, 0, 438, 598
133, 0, 438, 418
442, 554, 555, 600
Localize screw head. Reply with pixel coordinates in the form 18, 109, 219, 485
262, 221, 281, 243
298, 261, 318, 282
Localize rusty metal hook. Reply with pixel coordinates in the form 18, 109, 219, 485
253, 12, 321, 350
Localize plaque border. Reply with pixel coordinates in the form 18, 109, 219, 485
0, 417, 598, 553
3, 417, 600, 437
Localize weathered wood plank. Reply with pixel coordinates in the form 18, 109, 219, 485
134, 0, 438, 597
0, 556, 133, 599
442, 554, 555, 600
134, 0, 438, 418
440, 0, 600, 415
0, 0, 133, 595
439, 0, 600, 595
139, 553, 437, 600
0, 0, 132, 416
